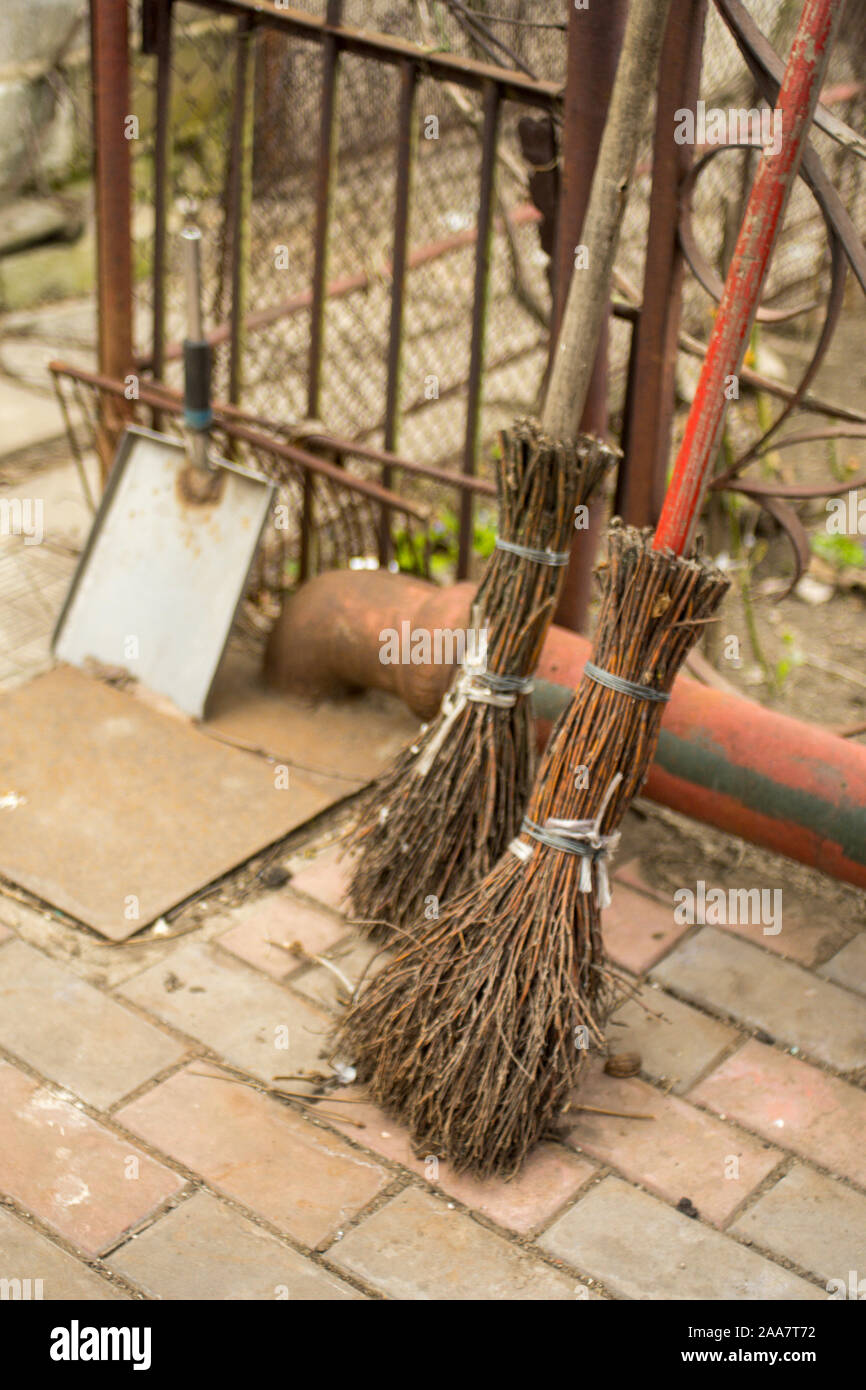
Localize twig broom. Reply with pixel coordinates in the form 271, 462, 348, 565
338, 0, 842, 1176
346, 0, 673, 938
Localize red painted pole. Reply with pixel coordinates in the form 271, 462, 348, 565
654, 0, 845, 554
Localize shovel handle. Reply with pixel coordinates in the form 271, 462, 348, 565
180, 227, 212, 434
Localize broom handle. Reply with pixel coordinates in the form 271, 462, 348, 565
541, 0, 672, 441
654, 0, 845, 556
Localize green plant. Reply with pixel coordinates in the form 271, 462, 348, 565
811, 532, 865, 570
774, 630, 804, 690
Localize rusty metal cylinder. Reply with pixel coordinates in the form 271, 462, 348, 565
265, 569, 866, 890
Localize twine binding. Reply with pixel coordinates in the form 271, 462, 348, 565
509, 773, 623, 908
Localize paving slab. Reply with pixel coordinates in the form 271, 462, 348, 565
690, 1041, 866, 1189
215, 892, 348, 981
603, 883, 688, 974
0, 538, 75, 687
0, 1060, 184, 1257
565, 1068, 781, 1226
116, 1063, 389, 1249
715, 899, 848, 967
538, 1177, 822, 1301
0, 939, 185, 1107
652, 927, 866, 1072
818, 934, 866, 996
119, 940, 333, 1087
286, 841, 354, 914
607, 982, 738, 1092
329, 1186, 592, 1300
0, 1207, 126, 1300
0, 374, 66, 453
0, 668, 335, 939
327, 1088, 596, 1235
612, 857, 670, 904
731, 1164, 866, 1288
108, 1190, 363, 1300
290, 936, 388, 1013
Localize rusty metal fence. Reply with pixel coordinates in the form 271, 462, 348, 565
50, 0, 866, 611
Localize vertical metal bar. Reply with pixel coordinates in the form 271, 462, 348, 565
307, 0, 344, 418
254, 28, 287, 195
551, 0, 627, 631
228, 17, 257, 406
458, 79, 500, 583
379, 58, 417, 565
616, 0, 707, 529
302, 0, 344, 581
151, 0, 173, 405
90, 0, 134, 482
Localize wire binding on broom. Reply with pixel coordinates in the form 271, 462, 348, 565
345, 418, 616, 940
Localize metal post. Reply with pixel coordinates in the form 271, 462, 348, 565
458, 79, 500, 582
551, 0, 627, 631
151, 0, 172, 406
228, 18, 257, 406
380, 58, 418, 565
616, 0, 707, 528
90, 0, 134, 481
302, 0, 344, 581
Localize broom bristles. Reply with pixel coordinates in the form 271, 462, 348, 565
338, 526, 730, 1177
346, 420, 616, 939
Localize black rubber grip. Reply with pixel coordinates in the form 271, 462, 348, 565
183, 339, 212, 428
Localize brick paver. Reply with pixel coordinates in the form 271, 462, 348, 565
0, 1060, 184, 1257
652, 927, 866, 1071
714, 897, 846, 967
731, 1164, 866, 1289
290, 938, 387, 1013
108, 1190, 363, 1300
0, 939, 185, 1108
216, 894, 348, 981
818, 933, 866, 996
329, 1185, 593, 1299
607, 981, 737, 1092
0, 1207, 126, 1300
119, 941, 333, 1088
612, 857, 670, 903
604, 883, 688, 974
538, 1177, 822, 1300
287, 843, 352, 912
327, 1089, 596, 1234
566, 1067, 782, 1226
690, 1040, 866, 1188
116, 1063, 389, 1248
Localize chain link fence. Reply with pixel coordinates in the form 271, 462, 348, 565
39, 0, 866, 585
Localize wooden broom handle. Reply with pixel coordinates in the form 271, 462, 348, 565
654, 0, 845, 556
541, 0, 672, 442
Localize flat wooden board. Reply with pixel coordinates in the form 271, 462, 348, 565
0, 661, 419, 941
0, 667, 337, 940
205, 646, 419, 788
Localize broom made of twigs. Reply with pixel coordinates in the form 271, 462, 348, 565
337, 0, 840, 1176
347, 423, 613, 938
345, 0, 672, 939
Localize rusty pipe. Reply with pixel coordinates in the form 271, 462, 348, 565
265, 569, 866, 890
